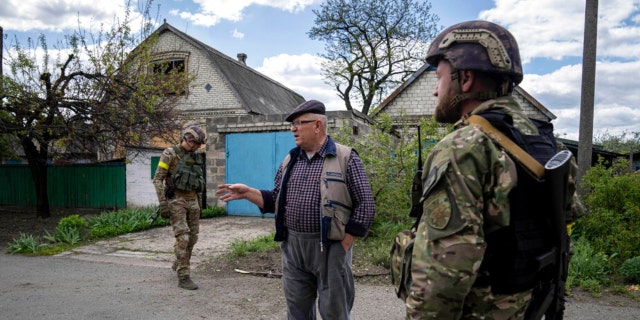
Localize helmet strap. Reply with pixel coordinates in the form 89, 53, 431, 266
447, 69, 498, 109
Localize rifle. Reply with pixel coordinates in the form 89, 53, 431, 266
150, 207, 161, 225
165, 174, 176, 200
409, 126, 423, 218
525, 150, 573, 320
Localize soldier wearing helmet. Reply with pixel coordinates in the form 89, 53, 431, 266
404, 21, 583, 319
153, 125, 206, 290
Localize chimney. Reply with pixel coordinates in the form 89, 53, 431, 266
237, 53, 247, 65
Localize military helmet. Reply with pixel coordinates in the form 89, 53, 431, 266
183, 126, 206, 144
425, 20, 523, 85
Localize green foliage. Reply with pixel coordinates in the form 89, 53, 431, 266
333, 113, 450, 225
44, 227, 82, 245
620, 256, 640, 284
594, 130, 640, 154
57, 214, 89, 230
567, 237, 613, 295
229, 233, 278, 257
6, 233, 46, 254
574, 161, 640, 267
43, 214, 87, 245
202, 205, 226, 219
332, 113, 451, 269
87, 207, 155, 239
1, 2, 189, 218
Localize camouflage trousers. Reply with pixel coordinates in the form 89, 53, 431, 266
168, 196, 201, 277
460, 286, 532, 320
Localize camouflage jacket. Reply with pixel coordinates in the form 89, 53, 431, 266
405, 96, 584, 319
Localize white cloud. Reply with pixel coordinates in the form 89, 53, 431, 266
170, 10, 221, 27
480, 0, 640, 62
480, 0, 640, 139
0, 0, 143, 33
232, 28, 245, 39
256, 53, 345, 111
522, 59, 640, 139
173, 0, 319, 27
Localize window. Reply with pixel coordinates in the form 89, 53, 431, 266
151, 52, 189, 95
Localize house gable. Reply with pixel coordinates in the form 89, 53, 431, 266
374, 64, 556, 123
152, 22, 305, 117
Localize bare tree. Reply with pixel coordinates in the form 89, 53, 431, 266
0, 1, 190, 218
309, 0, 441, 115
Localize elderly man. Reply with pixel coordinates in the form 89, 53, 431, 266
217, 100, 375, 319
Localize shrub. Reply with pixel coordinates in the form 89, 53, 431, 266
333, 113, 450, 225
87, 208, 154, 239
575, 160, 640, 269
620, 256, 640, 284
202, 206, 225, 219
567, 237, 612, 290
44, 214, 87, 245
57, 214, 88, 231
6, 233, 45, 254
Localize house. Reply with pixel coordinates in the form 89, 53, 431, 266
373, 64, 556, 125
126, 22, 373, 215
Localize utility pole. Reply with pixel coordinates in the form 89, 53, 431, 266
577, 0, 599, 187
1, 26, 3, 95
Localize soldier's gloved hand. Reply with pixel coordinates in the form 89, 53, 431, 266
159, 201, 170, 218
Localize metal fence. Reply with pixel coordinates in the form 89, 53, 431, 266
0, 162, 126, 209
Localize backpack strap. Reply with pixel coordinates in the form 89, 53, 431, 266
466, 115, 545, 179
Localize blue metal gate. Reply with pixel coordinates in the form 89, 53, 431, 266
225, 132, 295, 216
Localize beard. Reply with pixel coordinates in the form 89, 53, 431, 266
434, 84, 462, 124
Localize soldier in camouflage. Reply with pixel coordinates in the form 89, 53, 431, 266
405, 21, 584, 319
153, 126, 206, 290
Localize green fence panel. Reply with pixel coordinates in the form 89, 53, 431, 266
0, 165, 36, 205
0, 163, 126, 209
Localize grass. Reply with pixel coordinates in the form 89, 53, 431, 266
229, 233, 278, 257
4, 205, 225, 255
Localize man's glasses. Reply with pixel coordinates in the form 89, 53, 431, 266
290, 120, 316, 128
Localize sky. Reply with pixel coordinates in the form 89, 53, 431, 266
1, 0, 639, 141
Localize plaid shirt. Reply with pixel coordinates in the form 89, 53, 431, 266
263, 137, 375, 236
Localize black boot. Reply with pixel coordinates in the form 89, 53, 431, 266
178, 275, 198, 290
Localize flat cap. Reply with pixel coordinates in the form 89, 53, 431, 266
285, 100, 326, 122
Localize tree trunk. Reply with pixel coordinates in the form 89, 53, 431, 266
32, 160, 51, 219
22, 139, 51, 218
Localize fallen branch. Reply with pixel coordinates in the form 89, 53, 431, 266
234, 269, 388, 279
234, 269, 282, 278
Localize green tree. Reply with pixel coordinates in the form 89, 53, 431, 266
575, 159, 640, 269
594, 130, 640, 173
309, 0, 441, 115
594, 130, 640, 154
1, 1, 189, 218
333, 113, 450, 224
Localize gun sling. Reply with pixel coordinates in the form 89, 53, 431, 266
466, 115, 545, 179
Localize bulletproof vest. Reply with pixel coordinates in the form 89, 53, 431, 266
171, 146, 205, 193
478, 111, 558, 294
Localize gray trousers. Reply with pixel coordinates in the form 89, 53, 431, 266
280, 230, 355, 320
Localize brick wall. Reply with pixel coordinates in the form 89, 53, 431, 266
153, 32, 246, 115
